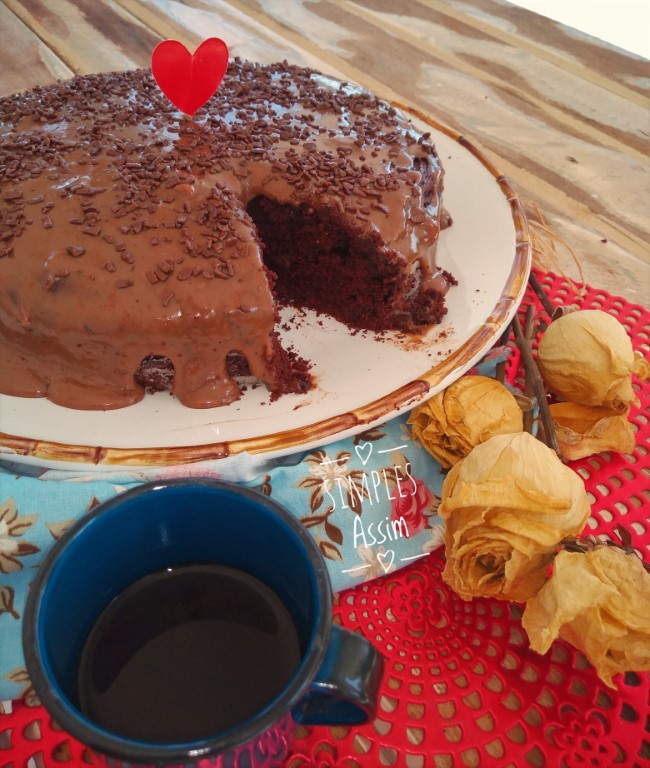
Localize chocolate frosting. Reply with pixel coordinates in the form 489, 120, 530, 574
0, 60, 452, 410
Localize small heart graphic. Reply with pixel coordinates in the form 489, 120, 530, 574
151, 38, 229, 116
378, 550, 395, 573
355, 441, 373, 466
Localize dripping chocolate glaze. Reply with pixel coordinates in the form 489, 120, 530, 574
0, 60, 453, 410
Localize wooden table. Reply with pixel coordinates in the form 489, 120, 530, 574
1, 0, 648, 306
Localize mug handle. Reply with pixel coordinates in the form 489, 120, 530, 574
292, 626, 384, 725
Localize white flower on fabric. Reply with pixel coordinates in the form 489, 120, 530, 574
399, 421, 417, 444
422, 523, 445, 554
0, 524, 19, 556
0, 499, 39, 573
308, 454, 353, 496
356, 544, 396, 579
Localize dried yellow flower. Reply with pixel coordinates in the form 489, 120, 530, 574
522, 546, 650, 688
537, 309, 650, 411
440, 432, 590, 603
550, 402, 635, 461
408, 376, 523, 469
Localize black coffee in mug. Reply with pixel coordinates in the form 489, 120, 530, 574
77, 563, 301, 743
25, 481, 383, 767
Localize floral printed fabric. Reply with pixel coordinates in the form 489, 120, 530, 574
0, 413, 445, 703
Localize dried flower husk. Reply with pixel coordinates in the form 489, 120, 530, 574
408, 376, 523, 469
522, 545, 650, 688
440, 432, 590, 603
550, 402, 635, 460
537, 309, 649, 411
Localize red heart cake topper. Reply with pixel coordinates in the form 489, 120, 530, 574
151, 38, 229, 116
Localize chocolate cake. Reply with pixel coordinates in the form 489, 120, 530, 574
0, 60, 454, 410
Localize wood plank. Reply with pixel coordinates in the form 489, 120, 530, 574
2, 0, 161, 73
338, 0, 648, 158
0, 2, 72, 95
113, 0, 350, 76
444, 0, 650, 101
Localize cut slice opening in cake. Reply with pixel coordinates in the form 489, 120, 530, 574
247, 195, 431, 333
133, 190, 451, 401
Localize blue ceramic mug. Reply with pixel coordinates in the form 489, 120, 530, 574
23, 479, 384, 767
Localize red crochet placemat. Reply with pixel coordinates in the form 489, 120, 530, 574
2, 271, 649, 768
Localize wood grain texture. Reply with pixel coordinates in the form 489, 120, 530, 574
0, 3, 72, 93
113, 0, 350, 75
441, 0, 650, 100
2, 0, 161, 72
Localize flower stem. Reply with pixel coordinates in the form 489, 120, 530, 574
512, 313, 560, 457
